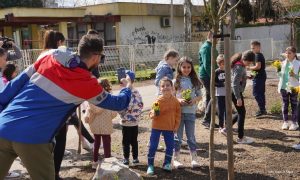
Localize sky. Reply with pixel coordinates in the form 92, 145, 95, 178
56, 0, 204, 7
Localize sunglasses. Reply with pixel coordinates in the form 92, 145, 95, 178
94, 53, 106, 64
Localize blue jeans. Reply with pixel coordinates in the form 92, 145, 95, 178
148, 129, 174, 166
174, 113, 197, 152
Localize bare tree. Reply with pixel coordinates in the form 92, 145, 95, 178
202, 0, 241, 179
184, 0, 192, 42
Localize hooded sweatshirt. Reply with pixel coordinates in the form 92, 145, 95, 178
154, 60, 174, 87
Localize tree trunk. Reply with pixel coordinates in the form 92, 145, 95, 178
224, 28, 234, 180
184, 0, 192, 42
209, 28, 217, 180
209, 1, 219, 179
230, 0, 236, 56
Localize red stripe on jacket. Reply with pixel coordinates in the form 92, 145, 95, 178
34, 55, 102, 99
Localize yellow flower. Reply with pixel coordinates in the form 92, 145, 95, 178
152, 102, 160, 116
272, 60, 281, 72
182, 89, 192, 101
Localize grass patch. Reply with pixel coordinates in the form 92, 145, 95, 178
100, 69, 156, 84
270, 101, 282, 115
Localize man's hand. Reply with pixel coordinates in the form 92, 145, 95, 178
125, 75, 132, 89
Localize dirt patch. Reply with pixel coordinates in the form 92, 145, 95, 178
20, 79, 300, 180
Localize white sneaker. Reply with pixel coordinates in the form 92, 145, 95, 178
64, 150, 72, 156
282, 122, 289, 130
173, 159, 183, 169
237, 137, 254, 144
219, 128, 227, 136
190, 151, 201, 168
92, 161, 98, 169
181, 139, 188, 146
289, 122, 299, 131
6, 171, 20, 178
292, 144, 300, 150
82, 139, 93, 151
173, 152, 183, 169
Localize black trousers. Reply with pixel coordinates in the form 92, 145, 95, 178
54, 113, 94, 179
200, 77, 212, 123
68, 113, 94, 143
122, 126, 138, 159
54, 124, 67, 179
232, 93, 246, 139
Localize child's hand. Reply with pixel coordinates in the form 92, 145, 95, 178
178, 98, 189, 106
236, 99, 243, 107
189, 98, 199, 105
149, 110, 155, 118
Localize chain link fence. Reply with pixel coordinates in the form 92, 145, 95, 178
11, 38, 290, 83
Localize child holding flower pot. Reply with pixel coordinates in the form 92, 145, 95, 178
278, 46, 300, 131
173, 57, 202, 168
147, 78, 181, 175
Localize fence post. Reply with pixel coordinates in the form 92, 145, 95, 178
129, 45, 136, 72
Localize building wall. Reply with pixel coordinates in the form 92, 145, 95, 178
235, 24, 291, 41
119, 16, 184, 45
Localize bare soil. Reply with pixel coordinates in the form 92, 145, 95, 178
21, 79, 300, 180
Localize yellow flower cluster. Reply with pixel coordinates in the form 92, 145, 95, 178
182, 89, 192, 101
290, 86, 300, 94
272, 60, 281, 72
152, 102, 160, 116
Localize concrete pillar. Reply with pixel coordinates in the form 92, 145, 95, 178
3, 26, 13, 38
115, 22, 120, 45
30, 24, 39, 49
58, 22, 68, 40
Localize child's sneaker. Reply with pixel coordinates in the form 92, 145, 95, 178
282, 122, 289, 130
173, 152, 183, 169
6, 171, 20, 178
162, 163, 172, 172
237, 137, 254, 144
92, 161, 98, 169
292, 143, 300, 150
218, 128, 227, 136
122, 158, 129, 165
132, 159, 140, 166
147, 165, 154, 175
190, 151, 201, 168
288, 122, 299, 131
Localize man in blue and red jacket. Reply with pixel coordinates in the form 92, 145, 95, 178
0, 34, 132, 180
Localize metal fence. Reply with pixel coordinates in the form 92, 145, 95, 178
11, 38, 290, 82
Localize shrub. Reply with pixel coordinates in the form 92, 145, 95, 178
270, 101, 282, 115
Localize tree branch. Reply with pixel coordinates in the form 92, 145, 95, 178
219, 0, 242, 20
218, 0, 228, 17
203, 0, 210, 17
